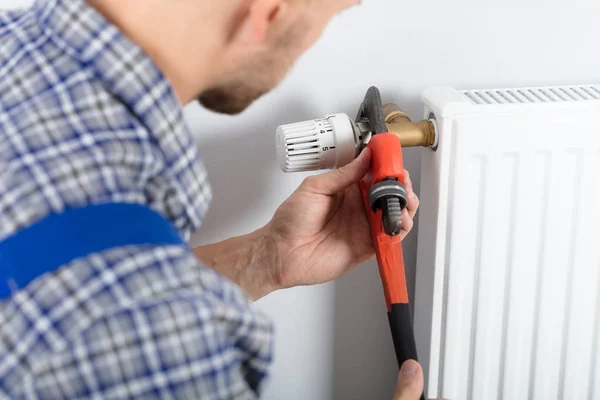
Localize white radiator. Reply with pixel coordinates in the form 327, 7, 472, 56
415, 85, 600, 400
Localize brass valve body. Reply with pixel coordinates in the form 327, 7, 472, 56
383, 103, 436, 148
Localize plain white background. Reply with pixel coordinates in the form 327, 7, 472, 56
4, 0, 600, 399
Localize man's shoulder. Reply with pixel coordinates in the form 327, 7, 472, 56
0, 10, 140, 142
0, 6, 45, 60
0, 7, 29, 32
0, 9, 151, 238
0, 7, 83, 118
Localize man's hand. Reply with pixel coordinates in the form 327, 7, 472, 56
394, 360, 424, 400
195, 148, 420, 300
393, 360, 447, 400
267, 148, 420, 291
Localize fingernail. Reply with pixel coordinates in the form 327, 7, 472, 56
400, 360, 419, 376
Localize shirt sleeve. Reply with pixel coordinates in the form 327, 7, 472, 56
19, 285, 274, 399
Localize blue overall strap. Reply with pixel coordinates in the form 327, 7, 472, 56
0, 203, 187, 300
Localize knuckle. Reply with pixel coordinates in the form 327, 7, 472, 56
330, 168, 344, 181
402, 212, 413, 230
302, 176, 319, 190
405, 218, 414, 231
411, 194, 420, 208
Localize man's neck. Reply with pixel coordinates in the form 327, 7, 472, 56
87, 0, 221, 105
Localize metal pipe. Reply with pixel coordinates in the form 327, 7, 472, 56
384, 103, 436, 148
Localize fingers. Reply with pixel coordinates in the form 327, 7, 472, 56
404, 170, 420, 219
393, 360, 424, 400
401, 209, 414, 234
400, 170, 419, 240
302, 148, 371, 196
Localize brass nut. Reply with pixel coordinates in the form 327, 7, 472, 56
384, 103, 411, 124
383, 103, 436, 148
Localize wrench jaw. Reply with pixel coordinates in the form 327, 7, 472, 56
356, 87, 388, 135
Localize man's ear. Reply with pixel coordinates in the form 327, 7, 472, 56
232, 0, 288, 44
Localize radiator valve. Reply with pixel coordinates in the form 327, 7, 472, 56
276, 104, 437, 173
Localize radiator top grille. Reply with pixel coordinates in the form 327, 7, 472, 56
462, 85, 600, 105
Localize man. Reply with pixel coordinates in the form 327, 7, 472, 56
0, 0, 424, 398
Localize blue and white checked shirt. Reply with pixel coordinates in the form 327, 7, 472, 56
0, 0, 274, 398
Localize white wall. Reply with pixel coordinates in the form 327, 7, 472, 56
6, 0, 600, 399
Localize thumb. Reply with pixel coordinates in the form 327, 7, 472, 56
303, 148, 371, 195
393, 360, 424, 400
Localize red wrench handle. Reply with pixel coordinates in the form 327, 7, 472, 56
361, 134, 409, 311
361, 134, 421, 393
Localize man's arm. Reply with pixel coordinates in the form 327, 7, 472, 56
194, 227, 281, 301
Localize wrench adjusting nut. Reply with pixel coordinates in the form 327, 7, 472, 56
368, 179, 408, 236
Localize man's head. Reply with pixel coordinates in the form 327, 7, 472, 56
198, 0, 359, 114
90, 0, 359, 114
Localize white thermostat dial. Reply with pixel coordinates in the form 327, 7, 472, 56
275, 113, 363, 172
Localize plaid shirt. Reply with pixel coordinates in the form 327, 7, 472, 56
0, 0, 273, 398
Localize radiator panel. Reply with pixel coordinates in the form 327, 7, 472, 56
415, 86, 600, 400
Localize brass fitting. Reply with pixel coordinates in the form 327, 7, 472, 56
384, 103, 436, 148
